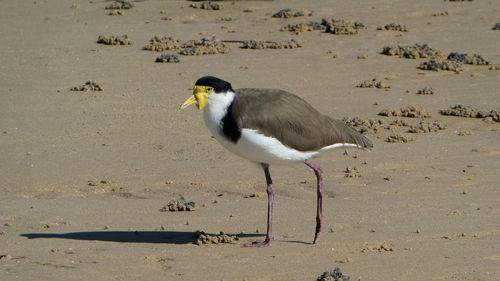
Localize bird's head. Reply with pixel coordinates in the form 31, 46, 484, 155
181, 76, 233, 110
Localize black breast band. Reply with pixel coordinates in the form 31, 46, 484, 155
221, 103, 241, 143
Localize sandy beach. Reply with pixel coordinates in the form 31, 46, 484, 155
1, 0, 499, 280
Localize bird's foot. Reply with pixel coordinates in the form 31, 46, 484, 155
313, 233, 321, 244
313, 218, 322, 244
244, 237, 274, 247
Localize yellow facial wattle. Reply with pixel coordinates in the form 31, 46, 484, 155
180, 85, 213, 110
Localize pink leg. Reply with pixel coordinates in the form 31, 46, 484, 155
304, 160, 323, 244
245, 164, 275, 247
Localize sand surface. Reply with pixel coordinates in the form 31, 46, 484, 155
1, 0, 499, 280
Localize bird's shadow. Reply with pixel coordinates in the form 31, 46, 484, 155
21, 231, 262, 244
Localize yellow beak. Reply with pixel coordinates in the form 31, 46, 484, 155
180, 86, 211, 110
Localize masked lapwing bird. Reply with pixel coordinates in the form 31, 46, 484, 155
181, 76, 373, 247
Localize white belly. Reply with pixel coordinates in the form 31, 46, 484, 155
213, 128, 319, 165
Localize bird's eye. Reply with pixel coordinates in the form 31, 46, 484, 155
207, 87, 213, 92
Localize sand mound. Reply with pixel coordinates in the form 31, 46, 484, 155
239, 39, 301, 49
447, 52, 489, 65
321, 18, 365, 35
143, 36, 181, 52
160, 199, 195, 212
97, 35, 132, 45
357, 78, 391, 89
105, 0, 133, 10
381, 44, 443, 59
272, 8, 312, 18
386, 134, 414, 143
317, 267, 351, 281
440, 105, 499, 122
418, 59, 464, 73
377, 23, 408, 32
189, 2, 223, 10
408, 120, 446, 133
194, 231, 238, 245
416, 87, 435, 95
70, 81, 103, 92
155, 54, 180, 63
280, 21, 324, 33
343, 117, 383, 134
180, 38, 231, 55
379, 106, 431, 118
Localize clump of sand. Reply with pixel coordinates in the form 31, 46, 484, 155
143, 36, 181, 52
280, 17, 364, 35
345, 167, 361, 178
377, 23, 408, 32
105, 0, 133, 10
342, 117, 383, 134
70, 81, 103, 92
143, 36, 230, 56
447, 52, 489, 65
357, 78, 391, 89
240, 39, 301, 49
432, 11, 449, 16
379, 105, 431, 118
440, 105, 499, 122
385, 119, 411, 131
418, 59, 464, 73
160, 198, 196, 212
408, 120, 446, 133
189, 2, 223, 10
97, 35, 132, 45
381, 44, 443, 59
321, 18, 366, 35
272, 8, 312, 18
155, 54, 180, 63
180, 38, 231, 55
280, 21, 324, 34
317, 267, 351, 281
194, 231, 238, 245
416, 87, 435, 95
386, 134, 414, 143
361, 242, 394, 252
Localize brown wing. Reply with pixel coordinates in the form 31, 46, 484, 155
232, 88, 373, 151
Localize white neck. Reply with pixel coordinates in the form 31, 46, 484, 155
203, 90, 236, 135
